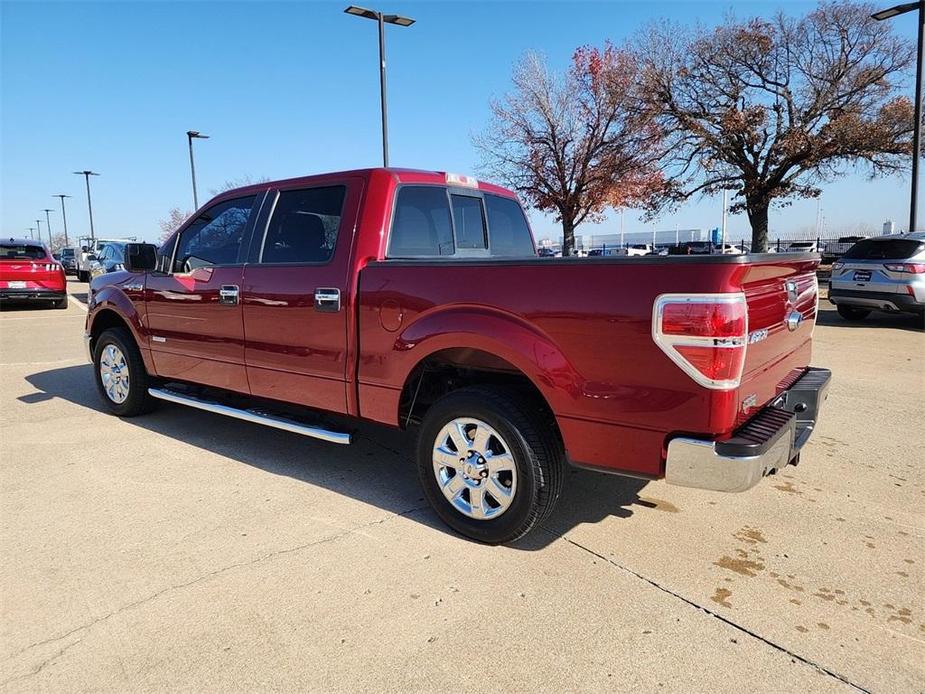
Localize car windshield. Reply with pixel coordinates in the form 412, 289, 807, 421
1, 244, 46, 260
843, 238, 924, 260
790, 242, 814, 248
60, 248, 75, 258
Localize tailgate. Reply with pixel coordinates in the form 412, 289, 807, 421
736, 257, 820, 424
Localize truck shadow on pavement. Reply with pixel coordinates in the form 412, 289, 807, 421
23, 364, 648, 550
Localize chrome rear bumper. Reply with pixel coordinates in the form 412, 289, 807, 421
665, 367, 832, 492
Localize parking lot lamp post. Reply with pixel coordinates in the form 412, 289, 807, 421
53, 194, 71, 247
73, 171, 100, 243
42, 209, 55, 249
27, 227, 35, 240
186, 130, 209, 211
872, 2, 924, 232
36, 219, 44, 247
344, 5, 415, 167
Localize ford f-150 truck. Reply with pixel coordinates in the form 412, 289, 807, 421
84, 168, 830, 543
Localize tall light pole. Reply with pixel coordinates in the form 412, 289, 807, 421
186, 130, 209, 210
42, 208, 55, 249
53, 194, 71, 247
344, 5, 415, 167
27, 227, 35, 240
873, 2, 923, 232
73, 170, 100, 242
36, 219, 44, 247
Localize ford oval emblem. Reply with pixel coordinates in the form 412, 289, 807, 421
786, 310, 803, 331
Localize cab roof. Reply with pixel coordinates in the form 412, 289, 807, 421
209, 168, 518, 208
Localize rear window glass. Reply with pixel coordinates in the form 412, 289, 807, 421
389, 186, 455, 257
451, 195, 488, 250
1, 244, 46, 260
842, 239, 924, 260
261, 186, 346, 264
485, 194, 535, 256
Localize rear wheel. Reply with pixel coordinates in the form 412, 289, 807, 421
837, 304, 870, 321
93, 328, 154, 417
416, 386, 564, 544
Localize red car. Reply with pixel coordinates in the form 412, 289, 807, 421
84, 168, 830, 543
1, 238, 68, 309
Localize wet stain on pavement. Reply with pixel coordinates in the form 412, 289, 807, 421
710, 587, 733, 608
734, 526, 767, 544
715, 554, 765, 577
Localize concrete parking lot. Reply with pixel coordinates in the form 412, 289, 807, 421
1, 280, 922, 693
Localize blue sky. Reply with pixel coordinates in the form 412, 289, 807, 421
1, 0, 918, 246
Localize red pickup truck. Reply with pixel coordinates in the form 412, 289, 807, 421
85, 168, 830, 543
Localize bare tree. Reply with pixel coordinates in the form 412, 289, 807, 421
475, 46, 663, 255
209, 175, 270, 197
158, 207, 192, 243
637, 1, 914, 250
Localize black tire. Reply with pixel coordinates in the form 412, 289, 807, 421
92, 327, 155, 417
837, 304, 871, 321
416, 386, 565, 544
53, 295, 68, 310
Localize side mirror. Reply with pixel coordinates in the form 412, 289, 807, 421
124, 243, 158, 272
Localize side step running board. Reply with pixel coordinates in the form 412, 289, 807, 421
148, 387, 351, 445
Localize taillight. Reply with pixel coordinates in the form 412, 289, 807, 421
31, 263, 59, 271
884, 262, 925, 273
653, 293, 748, 390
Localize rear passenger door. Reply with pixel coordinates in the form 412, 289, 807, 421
241, 179, 363, 414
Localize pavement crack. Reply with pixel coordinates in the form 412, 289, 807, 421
553, 531, 870, 694
1, 637, 84, 686
4, 504, 428, 669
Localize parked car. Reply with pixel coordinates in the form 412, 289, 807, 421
84, 168, 829, 544
75, 236, 136, 282
89, 241, 129, 280
786, 241, 819, 254
626, 243, 653, 256
828, 232, 925, 320
823, 235, 867, 264
59, 247, 77, 275
0, 238, 67, 309
537, 247, 556, 257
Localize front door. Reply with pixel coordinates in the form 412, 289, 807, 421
146, 193, 262, 393
242, 180, 361, 413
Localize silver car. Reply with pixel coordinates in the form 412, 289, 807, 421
829, 232, 925, 320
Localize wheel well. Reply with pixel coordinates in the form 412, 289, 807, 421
89, 309, 132, 353
398, 348, 557, 431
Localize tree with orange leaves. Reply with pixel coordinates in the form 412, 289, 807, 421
475, 44, 663, 255
637, 1, 915, 251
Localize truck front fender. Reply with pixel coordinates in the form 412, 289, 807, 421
87, 283, 154, 373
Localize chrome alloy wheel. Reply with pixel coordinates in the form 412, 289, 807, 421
99, 344, 130, 404
432, 418, 517, 520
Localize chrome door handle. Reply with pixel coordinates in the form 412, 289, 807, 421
219, 284, 240, 305
314, 288, 341, 313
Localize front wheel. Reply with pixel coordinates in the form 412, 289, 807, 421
837, 304, 871, 321
417, 386, 565, 544
93, 328, 155, 417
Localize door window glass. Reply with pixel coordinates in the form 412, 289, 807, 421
261, 186, 346, 264
173, 196, 255, 272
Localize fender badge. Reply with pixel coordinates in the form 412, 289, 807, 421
748, 328, 769, 344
